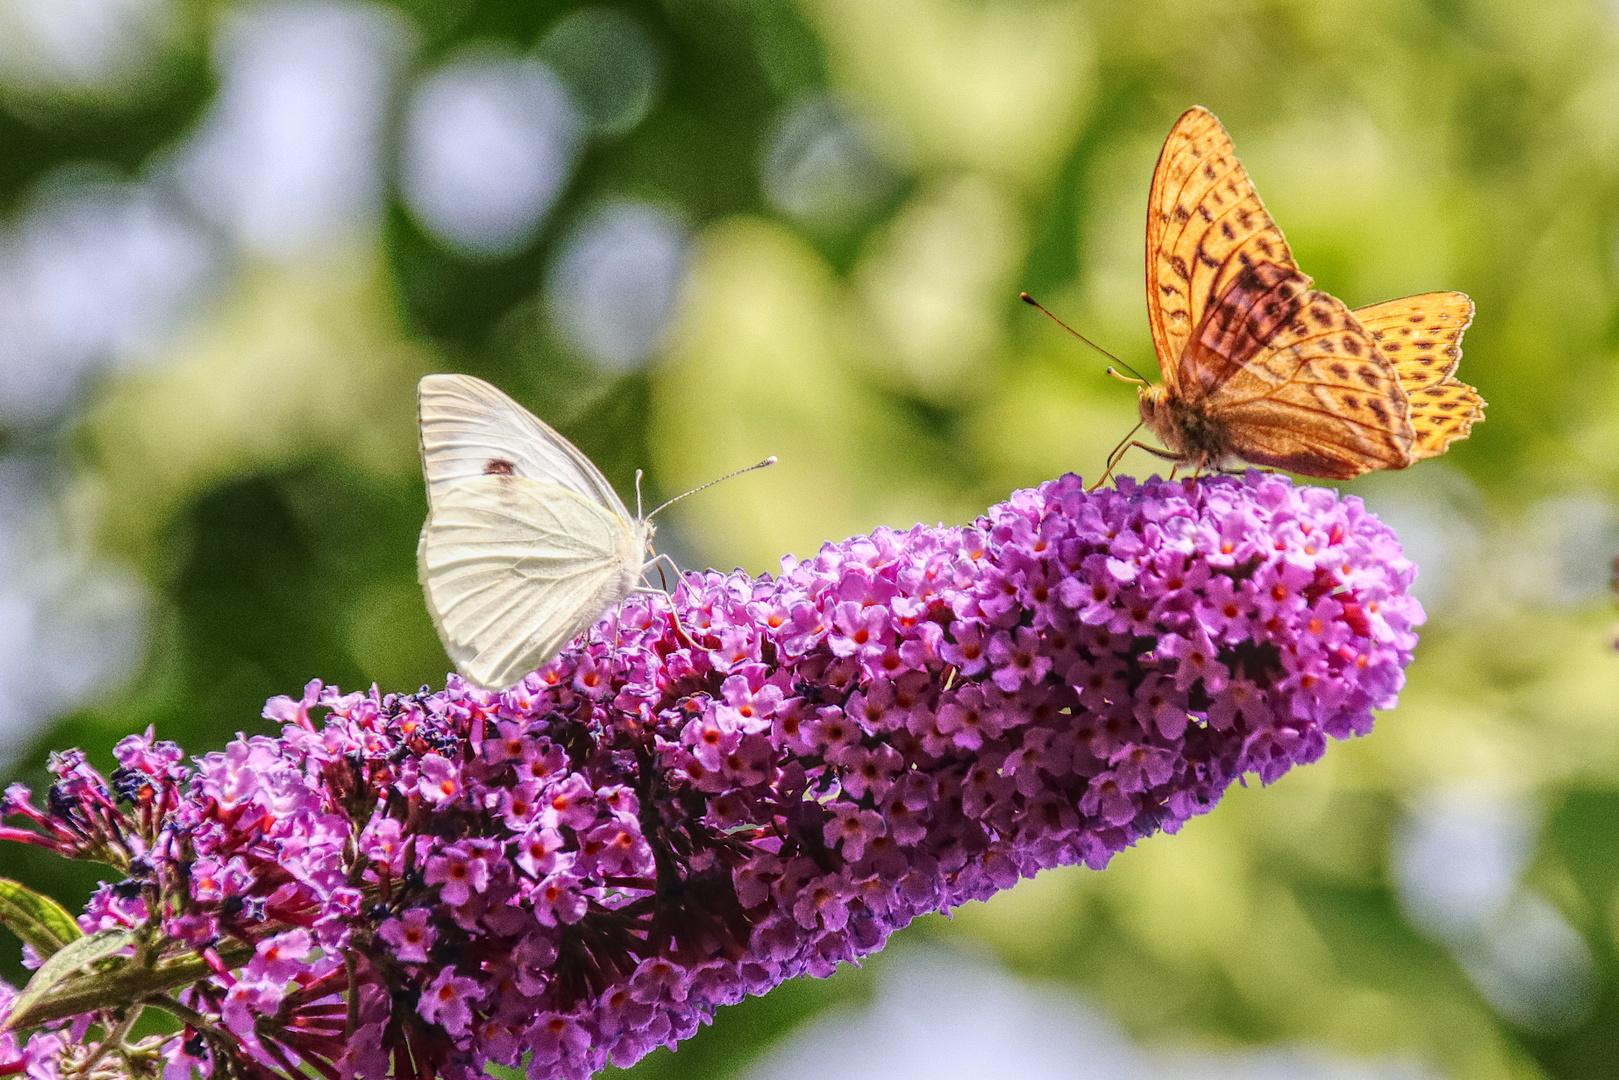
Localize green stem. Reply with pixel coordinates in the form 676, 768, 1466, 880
73, 1003, 142, 1079
8, 943, 254, 1032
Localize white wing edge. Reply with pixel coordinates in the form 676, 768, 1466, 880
418, 373, 634, 520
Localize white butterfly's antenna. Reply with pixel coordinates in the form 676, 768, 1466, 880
647, 456, 777, 520
635, 469, 645, 519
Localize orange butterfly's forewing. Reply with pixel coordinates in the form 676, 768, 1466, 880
1354, 292, 1485, 461
1145, 106, 1301, 401
1140, 107, 1425, 479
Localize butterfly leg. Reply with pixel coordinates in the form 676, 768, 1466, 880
1132, 443, 1182, 463
1091, 424, 1182, 491
1089, 422, 1142, 492
637, 552, 696, 647
641, 551, 690, 596
1094, 440, 1185, 495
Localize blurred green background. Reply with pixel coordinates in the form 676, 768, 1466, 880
2, 0, 1619, 1077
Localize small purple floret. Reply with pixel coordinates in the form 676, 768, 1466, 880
0, 474, 1421, 1080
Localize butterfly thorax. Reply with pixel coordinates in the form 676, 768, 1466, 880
614, 520, 655, 600
1138, 384, 1235, 468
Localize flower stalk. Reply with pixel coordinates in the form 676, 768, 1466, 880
0, 473, 1421, 1080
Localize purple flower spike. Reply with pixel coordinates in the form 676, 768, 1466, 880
0, 474, 1420, 1080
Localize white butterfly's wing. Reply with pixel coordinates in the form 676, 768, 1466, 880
418, 474, 647, 691
419, 373, 633, 518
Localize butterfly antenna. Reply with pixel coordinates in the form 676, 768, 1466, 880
1020, 292, 1151, 383
635, 469, 645, 519
647, 456, 777, 519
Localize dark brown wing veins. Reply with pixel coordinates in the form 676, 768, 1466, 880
1183, 260, 1310, 397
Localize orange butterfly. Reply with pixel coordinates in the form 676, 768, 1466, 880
1105, 106, 1485, 483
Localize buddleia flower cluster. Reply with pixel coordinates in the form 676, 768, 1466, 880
0, 473, 1421, 1080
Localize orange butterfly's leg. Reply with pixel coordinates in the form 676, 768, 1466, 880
1089, 422, 1143, 492
1090, 445, 1137, 492
1133, 443, 1183, 463
1088, 437, 1181, 492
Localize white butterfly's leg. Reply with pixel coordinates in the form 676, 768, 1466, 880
641, 552, 689, 594
636, 552, 695, 645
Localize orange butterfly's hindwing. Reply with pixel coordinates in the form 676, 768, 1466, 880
1136, 107, 1478, 480
1353, 292, 1486, 461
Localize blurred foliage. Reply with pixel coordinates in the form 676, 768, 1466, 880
3, 0, 1619, 1078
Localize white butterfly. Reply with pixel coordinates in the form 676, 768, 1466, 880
417, 373, 772, 691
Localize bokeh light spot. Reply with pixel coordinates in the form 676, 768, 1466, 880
764, 95, 896, 231
537, 6, 659, 138
547, 201, 689, 372
401, 47, 580, 258
172, 0, 413, 257
0, 170, 216, 424
0, 0, 175, 93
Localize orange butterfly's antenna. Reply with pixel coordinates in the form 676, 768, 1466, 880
1020, 293, 1151, 384
647, 456, 777, 519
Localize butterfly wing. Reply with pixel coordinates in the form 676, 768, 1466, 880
1198, 290, 1415, 478
1145, 107, 1415, 477
419, 373, 633, 517
1354, 292, 1485, 461
418, 474, 647, 691
1146, 106, 1309, 401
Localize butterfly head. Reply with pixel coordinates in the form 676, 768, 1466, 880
1136, 382, 1229, 467
1137, 383, 1172, 442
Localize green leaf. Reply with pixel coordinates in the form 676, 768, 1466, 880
2, 928, 134, 1032
0, 878, 83, 959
